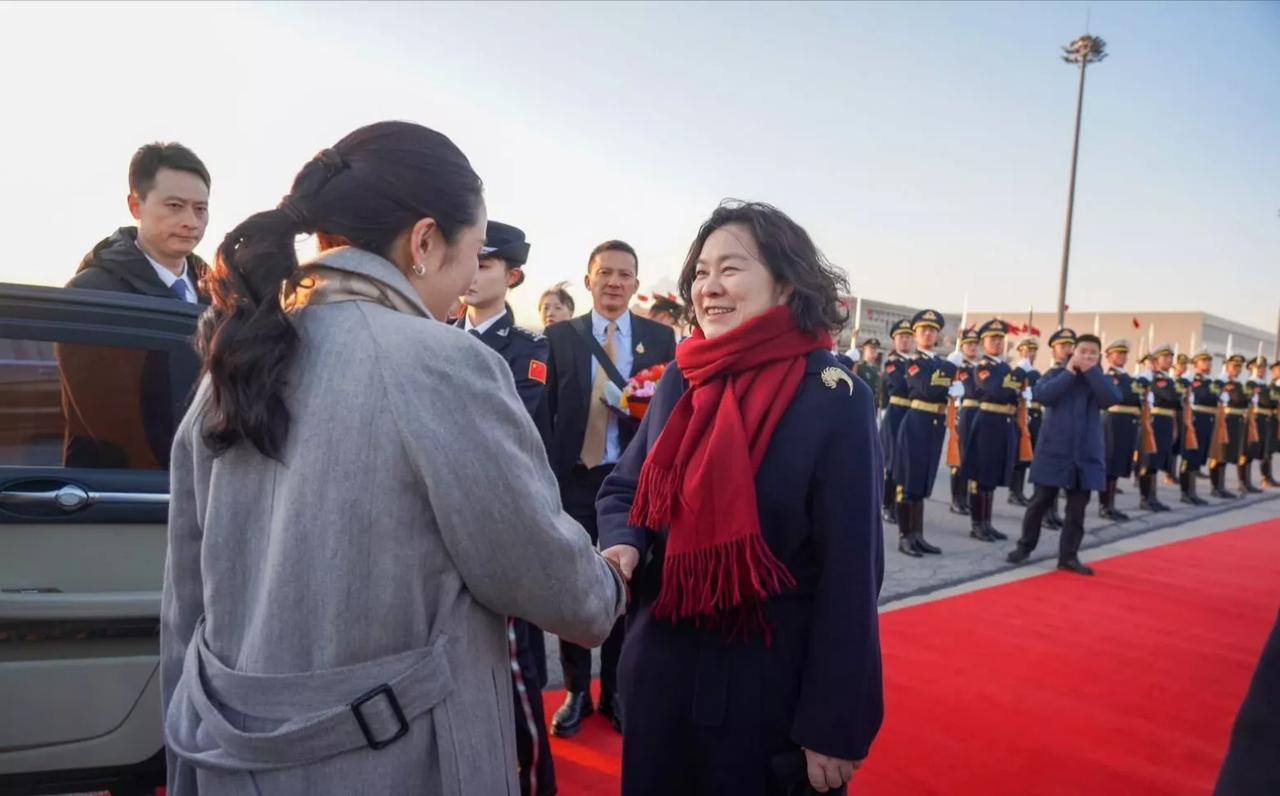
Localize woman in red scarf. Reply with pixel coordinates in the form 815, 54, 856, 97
599, 202, 884, 795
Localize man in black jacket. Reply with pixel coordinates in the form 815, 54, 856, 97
68, 141, 211, 303
543, 240, 677, 737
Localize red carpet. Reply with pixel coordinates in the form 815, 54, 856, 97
546, 517, 1280, 794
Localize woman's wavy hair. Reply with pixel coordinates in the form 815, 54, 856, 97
197, 121, 484, 460
677, 200, 849, 336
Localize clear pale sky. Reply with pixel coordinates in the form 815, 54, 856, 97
1, 1, 1276, 330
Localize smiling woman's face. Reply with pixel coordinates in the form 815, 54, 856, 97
690, 224, 788, 339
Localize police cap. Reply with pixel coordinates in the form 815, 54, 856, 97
480, 221, 531, 266
911, 309, 945, 332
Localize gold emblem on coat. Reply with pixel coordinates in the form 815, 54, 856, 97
1002, 374, 1022, 390
930, 371, 952, 387
821, 367, 854, 395
636, 342, 645, 354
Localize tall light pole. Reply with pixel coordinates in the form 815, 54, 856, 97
1056, 34, 1107, 329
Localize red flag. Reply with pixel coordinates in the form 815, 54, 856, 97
1132, 317, 1141, 329
1030, 325, 1042, 337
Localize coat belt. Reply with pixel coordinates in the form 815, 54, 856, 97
1225, 407, 1249, 416
961, 399, 979, 409
1192, 405, 1218, 415
1256, 408, 1276, 417
1150, 407, 1178, 418
889, 395, 912, 408
1027, 401, 1043, 411
1108, 406, 1141, 416
909, 399, 946, 414
978, 402, 1016, 415
166, 617, 453, 771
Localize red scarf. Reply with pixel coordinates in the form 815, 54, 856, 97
629, 306, 832, 633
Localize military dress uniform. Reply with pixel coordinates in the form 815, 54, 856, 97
1211, 355, 1251, 498
959, 319, 1025, 542
854, 338, 883, 403
1008, 338, 1041, 506
879, 320, 915, 526
1138, 343, 1179, 513
1266, 365, 1280, 486
1244, 357, 1273, 492
1099, 339, 1142, 519
456, 221, 557, 796
1180, 349, 1217, 504
947, 327, 980, 516
891, 309, 958, 557
1165, 354, 1192, 483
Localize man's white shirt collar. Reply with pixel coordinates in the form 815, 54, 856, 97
592, 309, 632, 339
137, 241, 196, 302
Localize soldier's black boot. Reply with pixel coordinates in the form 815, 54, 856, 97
1044, 495, 1063, 530
1240, 463, 1263, 494
1151, 472, 1172, 511
1262, 459, 1278, 488
913, 501, 942, 555
969, 490, 995, 542
1007, 465, 1030, 507
882, 475, 897, 524
1181, 469, 1209, 506
949, 470, 970, 515
1210, 464, 1235, 499
982, 491, 1008, 540
897, 500, 921, 557
1138, 473, 1166, 512
1100, 479, 1130, 521
1179, 469, 1195, 505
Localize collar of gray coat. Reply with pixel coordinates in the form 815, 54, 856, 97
301, 246, 434, 319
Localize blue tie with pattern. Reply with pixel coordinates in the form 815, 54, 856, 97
169, 279, 190, 302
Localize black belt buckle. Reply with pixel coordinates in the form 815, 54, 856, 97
350, 683, 409, 750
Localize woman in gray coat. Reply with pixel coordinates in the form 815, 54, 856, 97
160, 121, 626, 795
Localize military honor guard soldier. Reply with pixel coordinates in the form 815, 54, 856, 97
1164, 353, 1192, 485
1211, 354, 1252, 497
1098, 339, 1141, 519
1136, 344, 1179, 512
880, 319, 915, 527
455, 221, 557, 796
1267, 362, 1280, 486
959, 319, 1026, 542
947, 326, 981, 516
854, 337, 883, 400
1180, 348, 1217, 504
1008, 337, 1042, 507
891, 309, 961, 557
1244, 356, 1273, 491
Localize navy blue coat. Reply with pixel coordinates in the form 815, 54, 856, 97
1028, 365, 1121, 492
597, 350, 885, 780
960, 357, 1026, 489
1102, 367, 1144, 478
879, 352, 911, 470
891, 353, 957, 499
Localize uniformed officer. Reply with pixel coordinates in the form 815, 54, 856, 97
892, 309, 959, 556
456, 220, 556, 796
1267, 361, 1280, 486
1037, 328, 1077, 529
854, 337, 883, 401
1165, 353, 1191, 485
959, 319, 1025, 541
1137, 343, 1179, 512
1210, 354, 1250, 498
1099, 339, 1141, 519
880, 319, 915, 527
1008, 337, 1042, 507
947, 326, 980, 516
1181, 348, 1217, 504
1244, 356, 1272, 492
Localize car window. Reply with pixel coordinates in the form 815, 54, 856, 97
0, 336, 177, 470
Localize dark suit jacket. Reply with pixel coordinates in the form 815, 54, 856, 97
543, 311, 677, 479
1215, 609, 1280, 795
68, 226, 211, 304
597, 351, 885, 761
1029, 365, 1120, 492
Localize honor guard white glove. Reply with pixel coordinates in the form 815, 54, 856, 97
948, 381, 965, 399
1021, 387, 1033, 401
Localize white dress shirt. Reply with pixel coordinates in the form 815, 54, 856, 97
593, 309, 633, 466
464, 308, 507, 336
138, 242, 198, 302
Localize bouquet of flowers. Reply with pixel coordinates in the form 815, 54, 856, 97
603, 363, 669, 421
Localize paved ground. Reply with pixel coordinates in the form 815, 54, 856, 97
542, 472, 1280, 690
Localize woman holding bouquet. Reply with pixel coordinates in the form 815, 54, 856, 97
598, 201, 885, 795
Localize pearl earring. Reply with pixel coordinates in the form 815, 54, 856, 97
412, 262, 426, 277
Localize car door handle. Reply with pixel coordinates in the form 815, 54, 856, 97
0, 484, 169, 512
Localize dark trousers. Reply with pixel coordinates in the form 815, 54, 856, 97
512, 620, 556, 795
1017, 485, 1091, 563
559, 464, 625, 696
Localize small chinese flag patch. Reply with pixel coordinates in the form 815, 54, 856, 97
529, 360, 547, 384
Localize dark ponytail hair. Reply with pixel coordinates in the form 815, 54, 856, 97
198, 121, 484, 459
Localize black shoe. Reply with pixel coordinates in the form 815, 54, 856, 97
898, 536, 923, 557
950, 498, 970, 515
912, 534, 942, 555
1099, 506, 1131, 522
1138, 497, 1164, 512
1007, 492, 1030, 507
1115, 486, 1126, 495
551, 691, 594, 738
882, 505, 897, 525
984, 525, 1009, 541
1043, 515, 1063, 530
1180, 493, 1197, 505
1058, 558, 1095, 576
1152, 498, 1172, 511
1244, 485, 1263, 495
970, 527, 996, 542
597, 691, 617, 722
1007, 547, 1030, 564
1211, 488, 1237, 500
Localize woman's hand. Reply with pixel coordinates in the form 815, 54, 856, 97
601, 545, 640, 582
804, 748, 860, 792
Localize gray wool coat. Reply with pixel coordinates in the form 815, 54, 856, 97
160, 247, 625, 795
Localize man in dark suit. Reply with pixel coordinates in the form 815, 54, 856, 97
1007, 334, 1121, 575
543, 240, 678, 736
68, 141, 212, 304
